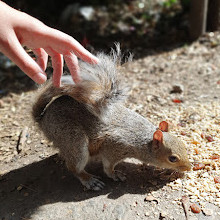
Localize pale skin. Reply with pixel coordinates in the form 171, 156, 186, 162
0, 1, 99, 87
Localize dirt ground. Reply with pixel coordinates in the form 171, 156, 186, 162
1, 32, 220, 220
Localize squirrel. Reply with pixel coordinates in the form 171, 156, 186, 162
32, 47, 191, 191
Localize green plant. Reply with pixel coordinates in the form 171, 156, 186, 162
163, 0, 178, 8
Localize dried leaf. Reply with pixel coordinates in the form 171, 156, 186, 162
191, 140, 200, 145
194, 148, 199, 155
214, 176, 220, 183
210, 155, 220, 160
172, 99, 182, 103
206, 135, 214, 142
193, 163, 205, 171
181, 196, 189, 219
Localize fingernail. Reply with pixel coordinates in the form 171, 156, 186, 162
33, 72, 47, 84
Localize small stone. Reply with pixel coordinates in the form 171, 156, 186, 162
144, 195, 158, 204
13, 150, 17, 155
12, 121, 19, 126
40, 139, 47, 144
17, 185, 23, 191
160, 211, 167, 217
170, 84, 184, 94
11, 106, 16, 112
202, 208, 213, 216
189, 113, 200, 122
145, 212, 150, 216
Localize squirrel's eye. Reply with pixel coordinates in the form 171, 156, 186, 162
169, 155, 178, 163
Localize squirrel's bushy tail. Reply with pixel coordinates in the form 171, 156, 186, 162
32, 82, 61, 122
32, 45, 129, 122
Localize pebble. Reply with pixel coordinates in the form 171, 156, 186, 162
202, 208, 213, 216
160, 211, 167, 217
17, 186, 23, 191
170, 84, 184, 94
40, 139, 47, 144
144, 195, 158, 203
145, 211, 150, 216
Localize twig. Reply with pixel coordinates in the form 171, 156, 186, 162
181, 195, 189, 220
16, 126, 28, 153
20, 184, 37, 193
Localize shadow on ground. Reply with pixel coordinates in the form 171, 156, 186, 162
0, 154, 177, 219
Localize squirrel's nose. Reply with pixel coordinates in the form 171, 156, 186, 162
179, 163, 191, 171
185, 164, 191, 171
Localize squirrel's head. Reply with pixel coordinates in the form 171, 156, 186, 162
151, 121, 191, 171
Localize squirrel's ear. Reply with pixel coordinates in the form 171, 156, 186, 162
153, 130, 163, 151
159, 121, 169, 132
153, 130, 163, 144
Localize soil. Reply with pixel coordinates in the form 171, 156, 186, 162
1, 30, 220, 220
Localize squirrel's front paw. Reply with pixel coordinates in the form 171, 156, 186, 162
83, 177, 105, 191
111, 170, 127, 182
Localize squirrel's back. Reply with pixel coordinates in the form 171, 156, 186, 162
32, 46, 128, 123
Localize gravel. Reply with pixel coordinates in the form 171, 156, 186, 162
1, 32, 220, 219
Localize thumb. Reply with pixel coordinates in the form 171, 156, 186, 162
1, 36, 47, 84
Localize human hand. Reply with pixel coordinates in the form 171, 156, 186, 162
0, 1, 98, 87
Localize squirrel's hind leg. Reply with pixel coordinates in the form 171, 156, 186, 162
59, 141, 105, 191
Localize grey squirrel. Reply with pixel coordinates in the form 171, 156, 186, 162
32, 47, 191, 191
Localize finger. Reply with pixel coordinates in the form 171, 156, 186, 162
45, 47, 63, 88
32, 48, 48, 71
43, 27, 99, 64
64, 52, 80, 83
1, 36, 47, 84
